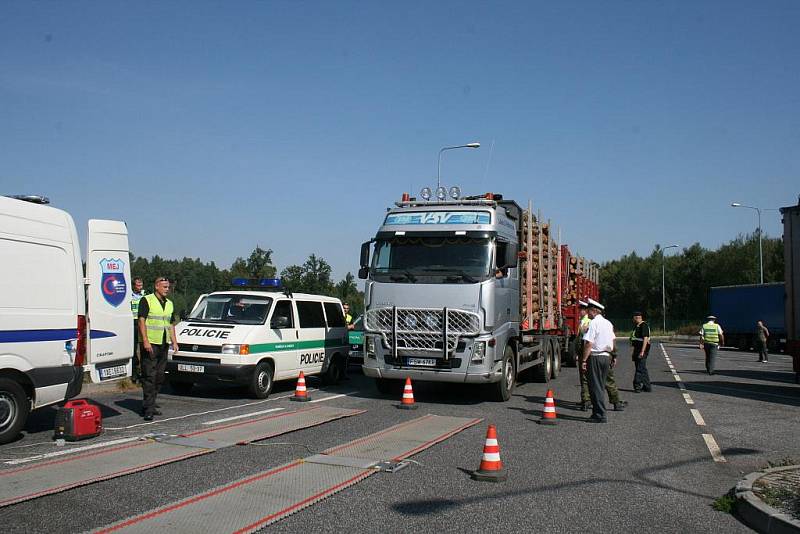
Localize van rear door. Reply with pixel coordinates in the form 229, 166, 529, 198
85, 219, 133, 383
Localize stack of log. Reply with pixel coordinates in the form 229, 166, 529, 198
564, 255, 599, 305
520, 209, 560, 328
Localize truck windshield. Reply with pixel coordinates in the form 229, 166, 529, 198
371, 236, 492, 283
188, 294, 273, 325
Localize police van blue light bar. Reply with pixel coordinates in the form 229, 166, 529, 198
231, 278, 282, 288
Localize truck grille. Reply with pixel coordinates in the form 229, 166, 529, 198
365, 307, 480, 353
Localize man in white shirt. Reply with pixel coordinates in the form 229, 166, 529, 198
582, 299, 616, 423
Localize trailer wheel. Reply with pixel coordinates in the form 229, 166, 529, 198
551, 339, 561, 379
0, 378, 29, 445
532, 342, 552, 383
489, 345, 515, 402
563, 337, 578, 367
249, 361, 274, 399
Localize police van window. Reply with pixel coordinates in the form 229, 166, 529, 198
296, 301, 326, 328
189, 294, 272, 325
323, 302, 345, 327
271, 300, 294, 329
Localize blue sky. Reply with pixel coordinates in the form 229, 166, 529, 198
1, 1, 798, 279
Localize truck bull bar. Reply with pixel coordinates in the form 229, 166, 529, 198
365, 306, 481, 360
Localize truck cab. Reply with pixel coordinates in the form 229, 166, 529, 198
359, 192, 522, 400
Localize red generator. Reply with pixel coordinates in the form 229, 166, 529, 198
54, 399, 103, 441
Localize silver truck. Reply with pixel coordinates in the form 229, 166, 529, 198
359, 191, 577, 401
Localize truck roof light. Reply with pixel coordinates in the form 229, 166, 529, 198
401, 192, 410, 202
436, 187, 447, 200
420, 187, 432, 201
484, 192, 494, 200
449, 186, 461, 199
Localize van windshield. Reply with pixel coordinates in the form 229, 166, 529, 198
189, 294, 272, 325
371, 236, 492, 283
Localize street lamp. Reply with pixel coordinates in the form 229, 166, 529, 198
437, 142, 480, 190
731, 202, 774, 284
660, 244, 679, 332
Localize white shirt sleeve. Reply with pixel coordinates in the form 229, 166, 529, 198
583, 320, 598, 345
717, 324, 724, 334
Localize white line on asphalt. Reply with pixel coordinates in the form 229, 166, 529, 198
702, 433, 726, 462
104, 389, 317, 430
202, 408, 284, 425
673, 374, 682, 381
308, 392, 357, 404
691, 409, 706, 426
682, 393, 694, 405
4, 437, 140, 466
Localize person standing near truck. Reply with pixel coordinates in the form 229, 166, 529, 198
630, 311, 651, 392
130, 277, 146, 384
138, 277, 178, 421
578, 301, 625, 412
755, 320, 770, 363
581, 299, 616, 423
699, 315, 725, 375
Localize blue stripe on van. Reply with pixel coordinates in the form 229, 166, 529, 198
0, 329, 117, 343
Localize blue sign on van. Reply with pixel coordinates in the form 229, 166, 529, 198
100, 259, 127, 307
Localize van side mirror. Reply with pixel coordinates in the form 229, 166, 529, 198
271, 316, 290, 329
358, 266, 369, 280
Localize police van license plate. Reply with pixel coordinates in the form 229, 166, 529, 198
99, 365, 127, 380
406, 358, 437, 367
177, 364, 205, 373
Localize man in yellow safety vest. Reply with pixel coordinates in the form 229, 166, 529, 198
699, 315, 725, 375
137, 277, 178, 420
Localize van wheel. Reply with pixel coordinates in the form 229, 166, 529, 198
551, 340, 561, 379
323, 354, 344, 385
489, 346, 515, 402
169, 380, 193, 395
249, 361, 274, 399
0, 378, 29, 445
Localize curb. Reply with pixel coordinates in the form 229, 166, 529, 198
735, 465, 800, 534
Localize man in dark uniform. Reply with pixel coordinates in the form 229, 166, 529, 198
137, 277, 178, 421
631, 311, 652, 392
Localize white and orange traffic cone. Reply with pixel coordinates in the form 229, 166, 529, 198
471, 424, 507, 482
291, 371, 311, 402
397, 377, 417, 410
538, 389, 558, 425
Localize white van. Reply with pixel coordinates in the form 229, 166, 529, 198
0, 195, 133, 444
167, 281, 349, 398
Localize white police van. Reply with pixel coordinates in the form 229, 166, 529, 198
0, 195, 133, 444
167, 279, 349, 398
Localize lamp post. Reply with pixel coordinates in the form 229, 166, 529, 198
437, 142, 480, 190
660, 244, 679, 332
731, 202, 766, 284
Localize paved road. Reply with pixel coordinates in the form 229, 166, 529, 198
1, 341, 796, 533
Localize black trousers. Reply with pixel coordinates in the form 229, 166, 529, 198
588, 353, 611, 420
633, 355, 651, 391
141, 343, 168, 416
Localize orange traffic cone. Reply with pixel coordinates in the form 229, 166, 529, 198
291, 371, 311, 402
397, 377, 417, 410
471, 424, 507, 482
538, 389, 558, 425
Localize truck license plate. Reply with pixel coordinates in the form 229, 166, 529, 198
407, 358, 437, 367
99, 365, 127, 380
177, 364, 205, 373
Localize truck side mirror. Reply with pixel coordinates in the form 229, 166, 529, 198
360, 241, 371, 268
358, 266, 369, 280
505, 243, 519, 268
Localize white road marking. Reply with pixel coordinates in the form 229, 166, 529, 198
4, 437, 140, 466
202, 408, 283, 425
691, 409, 706, 426
682, 393, 694, 405
702, 433, 726, 462
104, 389, 316, 430
673, 374, 682, 381
308, 392, 357, 404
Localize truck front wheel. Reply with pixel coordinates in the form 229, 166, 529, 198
489, 346, 515, 402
